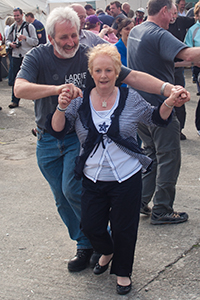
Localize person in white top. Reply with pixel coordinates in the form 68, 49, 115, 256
48, 44, 189, 296
176, 0, 187, 16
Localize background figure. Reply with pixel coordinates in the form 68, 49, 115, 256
5, 8, 38, 108
0, 32, 3, 82
127, 0, 198, 224
96, 8, 114, 30
168, 3, 195, 140
84, 4, 96, 16
70, 4, 110, 47
25, 12, 47, 44
176, 0, 187, 16
105, 4, 112, 16
121, 2, 130, 16
184, 1, 200, 95
4, 16, 15, 86
115, 18, 141, 146
85, 15, 118, 43
115, 18, 134, 67
196, 74, 200, 136
134, 7, 145, 25
184, 1, 200, 136
110, 1, 127, 35
48, 44, 188, 296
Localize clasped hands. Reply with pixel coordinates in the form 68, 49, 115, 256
57, 84, 83, 110
56, 83, 190, 111
166, 85, 190, 107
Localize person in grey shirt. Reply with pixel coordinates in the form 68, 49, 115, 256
6, 7, 38, 108
110, 1, 127, 35
71, 4, 109, 47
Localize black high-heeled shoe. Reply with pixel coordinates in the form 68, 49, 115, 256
116, 277, 132, 295
93, 257, 112, 275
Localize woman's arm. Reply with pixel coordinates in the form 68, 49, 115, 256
159, 86, 190, 120
51, 87, 80, 132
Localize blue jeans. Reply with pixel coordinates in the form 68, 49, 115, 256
36, 128, 92, 249
12, 57, 23, 104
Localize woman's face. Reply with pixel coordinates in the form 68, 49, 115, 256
120, 22, 134, 41
91, 54, 117, 90
197, 9, 200, 21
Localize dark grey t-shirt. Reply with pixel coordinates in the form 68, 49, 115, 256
17, 43, 130, 128
127, 21, 188, 106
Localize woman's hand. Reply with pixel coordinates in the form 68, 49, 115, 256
166, 86, 190, 107
57, 84, 83, 109
160, 86, 190, 120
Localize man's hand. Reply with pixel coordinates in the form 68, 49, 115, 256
57, 84, 83, 109
167, 86, 190, 107
173, 85, 190, 103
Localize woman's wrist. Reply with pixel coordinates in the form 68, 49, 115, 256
163, 100, 174, 109
56, 104, 68, 112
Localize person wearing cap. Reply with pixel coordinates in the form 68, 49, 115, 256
85, 14, 118, 43
96, 8, 114, 30
70, 4, 110, 47
134, 8, 145, 25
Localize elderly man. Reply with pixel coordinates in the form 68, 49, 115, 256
14, 6, 188, 273
70, 4, 109, 47
6, 8, 38, 108
128, 0, 200, 225
121, 2, 131, 16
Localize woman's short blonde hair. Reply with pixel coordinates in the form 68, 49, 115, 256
87, 44, 122, 76
5, 16, 14, 26
194, 1, 200, 16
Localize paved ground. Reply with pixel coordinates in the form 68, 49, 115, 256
0, 68, 200, 300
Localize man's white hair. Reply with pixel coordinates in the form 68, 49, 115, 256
46, 6, 80, 38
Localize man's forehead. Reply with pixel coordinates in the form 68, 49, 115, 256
55, 21, 78, 34
14, 12, 22, 16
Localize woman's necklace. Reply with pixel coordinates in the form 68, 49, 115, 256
95, 87, 116, 108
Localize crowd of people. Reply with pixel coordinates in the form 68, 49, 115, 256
0, 0, 200, 296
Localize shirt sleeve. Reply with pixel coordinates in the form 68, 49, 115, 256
159, 30, 188, 61
184, 27, 194, 47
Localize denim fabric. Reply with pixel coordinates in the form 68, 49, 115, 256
12, 57, 23, 104
36, 128, 92, 249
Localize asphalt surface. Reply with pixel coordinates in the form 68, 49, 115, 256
0, 68, 200, 300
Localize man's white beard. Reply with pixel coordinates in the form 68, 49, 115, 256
54, 40, 79, 59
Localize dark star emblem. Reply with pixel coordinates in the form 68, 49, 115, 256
99, 122, 109, 132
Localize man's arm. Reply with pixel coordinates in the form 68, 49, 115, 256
14, 78, 82, 100
176, 47, 200, 64
122, 70, 174, 98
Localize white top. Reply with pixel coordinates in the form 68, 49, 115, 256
4, 25, 10, 39
84, 90, 142, 183
178, 11, 186, 16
